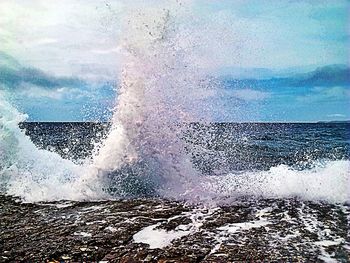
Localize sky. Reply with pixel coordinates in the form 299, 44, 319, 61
0, 0, 349, 122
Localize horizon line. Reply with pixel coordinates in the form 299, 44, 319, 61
20, 120, 350, 124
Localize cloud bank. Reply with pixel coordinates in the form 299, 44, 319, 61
0, 52, 115, 121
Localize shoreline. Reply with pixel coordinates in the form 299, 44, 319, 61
1, 194, 348, 262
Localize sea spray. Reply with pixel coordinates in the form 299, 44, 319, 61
0, 2, 349, 204
0, 3, 216, 201
205, 160, 350, 204
88, 6, 215, 199
0, 92, 101, 201
1, 88, 350, 203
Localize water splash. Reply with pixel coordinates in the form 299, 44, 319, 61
0, 2, 349, 204
88, 6, 213, 199
1, 4, 213, 201
0, 92, 101, 202
205, 160, 350, 204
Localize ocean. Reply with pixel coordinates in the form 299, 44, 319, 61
20, 121, 350, 173
1, 121, 349, 262
11, 121, 348, 202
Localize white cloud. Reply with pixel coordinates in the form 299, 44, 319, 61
0, 0, 347, 79
29, 38, 58, 47
17, 85, 89, 100
18, 86, 66, 100
230, 89, 271, 101
91, 47, 121, 55
326, 113, 346, 118
297, 86, 350, 103
0, 0, 122, 78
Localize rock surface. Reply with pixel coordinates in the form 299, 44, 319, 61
0, 195, 349, 262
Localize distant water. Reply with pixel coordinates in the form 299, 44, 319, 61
11, 122, 348, 203
19, 122, 350, 172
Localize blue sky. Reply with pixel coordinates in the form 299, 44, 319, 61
0, 0, 349, 122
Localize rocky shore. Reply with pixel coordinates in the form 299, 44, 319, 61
0, 195, 349, 262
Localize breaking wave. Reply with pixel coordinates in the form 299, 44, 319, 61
0, 2, 349, 203
206, 160, 350, 204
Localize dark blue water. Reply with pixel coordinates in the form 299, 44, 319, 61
19, 122, 350, 175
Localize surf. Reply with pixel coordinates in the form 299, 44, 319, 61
0, 3, 349, 204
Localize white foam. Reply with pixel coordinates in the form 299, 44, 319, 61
218, 220, 271, 234
133, 223, 191, 249
86, 220, 107, 225
315, 239, 343, 247
204, 160, 350, 203
73, 231, 92, 238
133, 207, 219, 249
317, 239, 344, 263
105, 226, 118, 232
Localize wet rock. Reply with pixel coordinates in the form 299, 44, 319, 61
0, 195, 349, 262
